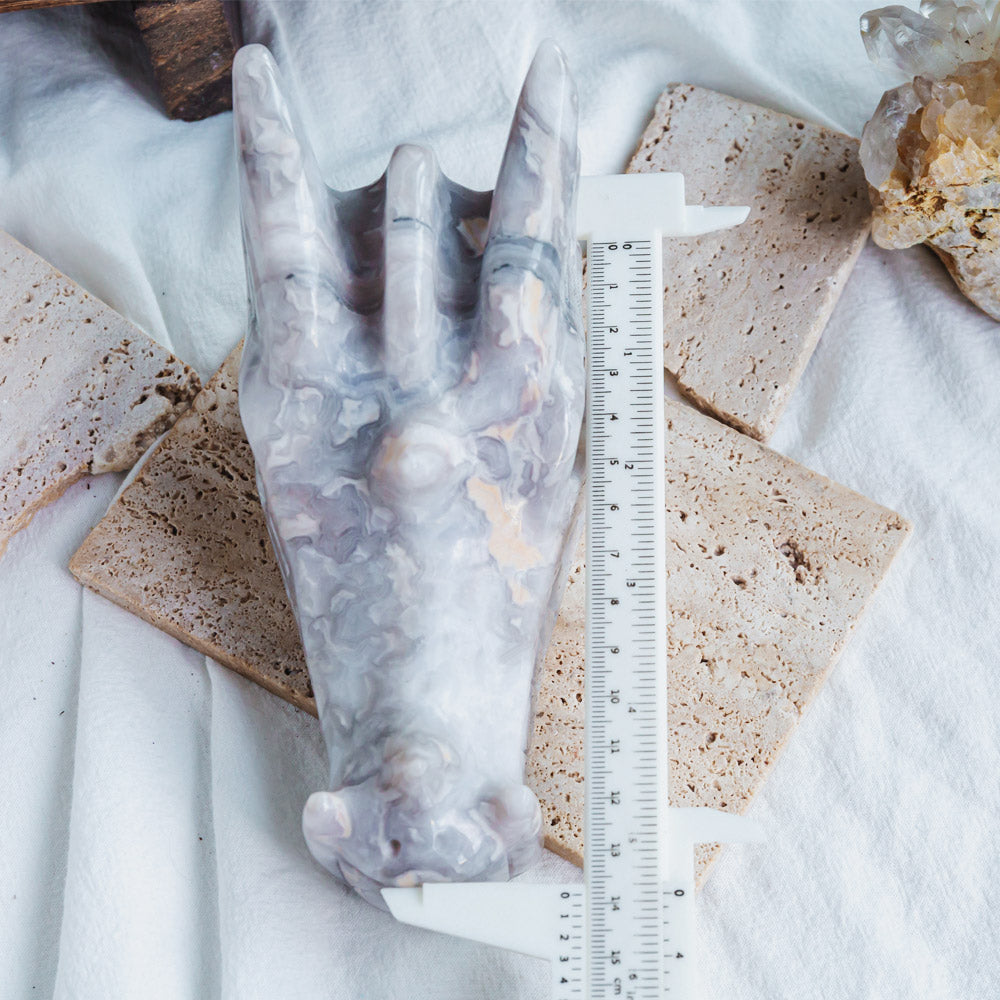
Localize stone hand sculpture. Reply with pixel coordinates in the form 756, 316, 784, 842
233, 42, 584, 907
860, 0, 1000, 319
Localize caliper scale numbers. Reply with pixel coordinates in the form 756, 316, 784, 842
586, 239, 664, 1000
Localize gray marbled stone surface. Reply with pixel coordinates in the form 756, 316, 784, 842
233, 42, 584, 907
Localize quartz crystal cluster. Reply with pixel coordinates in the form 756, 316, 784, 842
860, 1, 1000, 318
232, 43, 584, 907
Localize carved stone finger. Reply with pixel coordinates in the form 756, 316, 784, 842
381, 144, 448, 391
233, 45, 343, 295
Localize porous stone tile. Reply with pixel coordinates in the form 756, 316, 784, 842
0, 231, 200, 558
69, 345, 313, 712
526, 400, 910, 884
628, 84, 871, 440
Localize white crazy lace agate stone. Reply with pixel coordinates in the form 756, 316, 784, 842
232, 42, 584, 907
860, 2, 1000, 318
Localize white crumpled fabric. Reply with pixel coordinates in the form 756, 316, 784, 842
0, 2, 997, 998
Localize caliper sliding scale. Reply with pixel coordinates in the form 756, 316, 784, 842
383, 174, 763, 999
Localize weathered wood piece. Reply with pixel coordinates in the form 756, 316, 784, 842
132, 0, 236, 122
0, 0, 237, 123
0, 0, 108, 12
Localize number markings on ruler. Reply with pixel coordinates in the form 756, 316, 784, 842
586, 239, 665, 1000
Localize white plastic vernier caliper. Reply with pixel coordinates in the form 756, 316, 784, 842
383, 174, 762, 1000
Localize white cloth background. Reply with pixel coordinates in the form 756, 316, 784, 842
0, 2, 997, 998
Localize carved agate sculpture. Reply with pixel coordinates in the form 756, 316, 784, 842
233, 42, 584, 906
860, 1, 1000, 319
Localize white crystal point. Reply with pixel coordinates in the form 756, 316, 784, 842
861, 1, 1000, 79
233, 43, 584, 908
861, 4, 956, 77
859, 82, 924, 189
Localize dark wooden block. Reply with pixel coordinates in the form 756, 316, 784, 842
0, 0, 109, 11
131, 0, 236, 122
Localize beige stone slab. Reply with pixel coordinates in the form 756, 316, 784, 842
69, 345, 314, 713
629, 84, 871, 440
528, 401, 909, 884
70, 349, 910, 885
0, 230, 201, 558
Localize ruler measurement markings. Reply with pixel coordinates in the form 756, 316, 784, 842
587, 235, 663, 1000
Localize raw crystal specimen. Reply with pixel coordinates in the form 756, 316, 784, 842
233, 43, 584, 907
860, 1, 1000, 318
